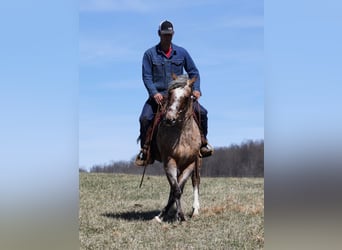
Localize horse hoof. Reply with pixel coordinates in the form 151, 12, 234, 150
154, 216, 162, 223
178, 213, 186, 222
191, 213, 199, 219
191, 208, 199, 217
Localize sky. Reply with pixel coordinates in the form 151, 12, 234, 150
1, 1, 342, 249
79, 0, 264, 169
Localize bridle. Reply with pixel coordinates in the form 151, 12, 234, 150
161, 90, 196, 126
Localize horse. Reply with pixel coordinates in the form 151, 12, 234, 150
154, 74, 202, 222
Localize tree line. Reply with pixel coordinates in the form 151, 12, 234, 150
80, 139, 264, 177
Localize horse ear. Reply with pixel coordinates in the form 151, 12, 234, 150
172, 73, 178, 80
188, 77, 197, 87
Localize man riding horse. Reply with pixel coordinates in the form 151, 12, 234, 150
135, 20, 213, 166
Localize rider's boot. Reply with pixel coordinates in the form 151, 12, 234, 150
200, 136, 214, 158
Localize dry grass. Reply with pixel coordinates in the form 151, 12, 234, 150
79, 173, 264, 249
202, 196, 263, 216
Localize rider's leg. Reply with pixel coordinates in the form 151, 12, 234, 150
193, 102, 213, 157
135, 98, 158, 166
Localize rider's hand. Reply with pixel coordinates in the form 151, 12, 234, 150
153, 93, 163, 105
192, 90, 201, 100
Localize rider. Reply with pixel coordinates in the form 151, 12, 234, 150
135, 20, 213, 166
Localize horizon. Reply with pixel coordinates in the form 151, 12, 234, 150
81, 138, 265, 169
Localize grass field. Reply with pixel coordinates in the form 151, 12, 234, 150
79, 173, 264, 249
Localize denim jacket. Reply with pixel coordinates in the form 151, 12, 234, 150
142, 43, 201, 97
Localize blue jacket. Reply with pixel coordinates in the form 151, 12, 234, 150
142, 43, 201, 97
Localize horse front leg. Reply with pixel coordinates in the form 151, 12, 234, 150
155, 161, 183, 222
177, 162, 198, 221
175, 193, 185, 222
155, 188, 175, 222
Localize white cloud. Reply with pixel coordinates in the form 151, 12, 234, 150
221, 16, 264, 29
80, 0, 219, 13
80, 0, 191, 12
79, 38, 139, 64
187, 16, 263, 33
97, 79, 142, 90
80, 0, 149, 12
194, 48, 263, 67
80, 79, 145, 93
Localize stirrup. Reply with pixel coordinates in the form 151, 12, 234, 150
135, 149, 147, 167
135, 148, 155, 166
199, 142, 214, 158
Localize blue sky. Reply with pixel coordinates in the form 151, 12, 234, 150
79, 0, 264, 169
1, 1, 342, 249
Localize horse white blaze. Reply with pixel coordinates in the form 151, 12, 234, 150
168, 88, 184, 118
192, 186, 200, 215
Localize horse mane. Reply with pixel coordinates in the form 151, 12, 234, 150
168, 75, 189, 90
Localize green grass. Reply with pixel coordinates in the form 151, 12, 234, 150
80, 173, 264, 249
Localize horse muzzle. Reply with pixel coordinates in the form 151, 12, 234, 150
163, 117, 177, 126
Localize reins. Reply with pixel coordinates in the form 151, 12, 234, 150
139, 162, 147, 188
139, 101, 166, 188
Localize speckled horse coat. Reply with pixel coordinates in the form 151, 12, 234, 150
154, 74, 202, 222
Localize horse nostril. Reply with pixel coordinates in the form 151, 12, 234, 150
165, 118, 176, 126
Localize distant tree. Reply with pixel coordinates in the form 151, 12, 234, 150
88, 140, 264, 177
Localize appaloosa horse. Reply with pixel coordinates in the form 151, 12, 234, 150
154, 74, 202, 222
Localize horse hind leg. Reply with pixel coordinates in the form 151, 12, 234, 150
192, 185, 200, 216
191, 167, 200, 217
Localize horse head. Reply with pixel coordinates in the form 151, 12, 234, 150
163, 74, 197, 126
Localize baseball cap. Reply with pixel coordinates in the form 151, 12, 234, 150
159, 20, 174, 34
